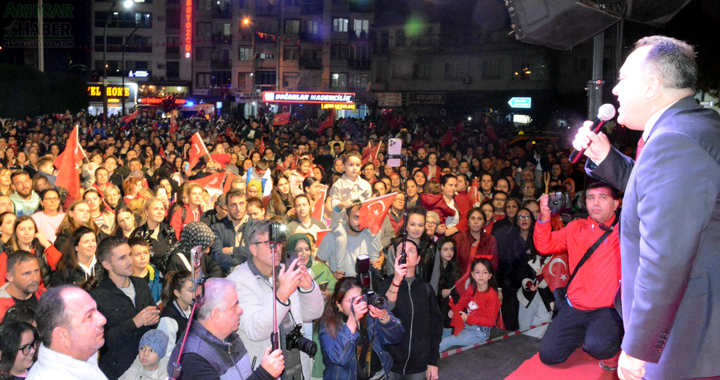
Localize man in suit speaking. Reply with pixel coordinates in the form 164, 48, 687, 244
573, 36, 720, 380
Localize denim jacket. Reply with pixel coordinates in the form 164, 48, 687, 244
319, 313, 404, 380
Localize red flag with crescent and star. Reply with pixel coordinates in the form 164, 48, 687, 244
54, 125, 86, 201
541, 253, 570, 291
189, 172, 225, 190
361, 141, 382, 166
318, 109, 335, 134
169, 113, 178, 134
358, 193, 397, 234
312, 184, 329, 221
121, 109, 139, 123
189, 132, 210, 169
273, 113, 291, 126
223, 171, 237, 194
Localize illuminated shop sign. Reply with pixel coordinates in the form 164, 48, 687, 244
321, 103, 356, 110
263, 91, 355, 104
87, 85, 134, 100
138, 98, 187, 105
184, 0, 192, 58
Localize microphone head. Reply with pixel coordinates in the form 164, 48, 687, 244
597, 104, 616, 121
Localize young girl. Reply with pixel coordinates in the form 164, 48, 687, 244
157, 270, 193, 357
318, 277, 404, 380
435, 237, 463, 333
439, 258, 501, 352
289, 157, 314, 197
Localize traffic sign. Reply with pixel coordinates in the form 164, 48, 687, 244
508, 97, 532, 109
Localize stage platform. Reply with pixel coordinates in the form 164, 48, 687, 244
438, 328, 619, 380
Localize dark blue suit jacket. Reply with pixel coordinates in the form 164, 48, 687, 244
587, 96, 720, 379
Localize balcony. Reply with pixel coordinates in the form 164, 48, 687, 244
298, 32, 323, 43
348, 59, 371, 70
211, 34, 233, 44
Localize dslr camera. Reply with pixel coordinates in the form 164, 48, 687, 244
355, 254, 388, 310
548, 191, 572, 215
286, 324, 317, 357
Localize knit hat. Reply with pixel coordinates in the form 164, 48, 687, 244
139, 329, 168, 358
180, 222, 216, 249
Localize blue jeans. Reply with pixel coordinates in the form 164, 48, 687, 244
439, 323, 491, 352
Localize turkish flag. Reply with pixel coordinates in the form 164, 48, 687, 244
121, 109, 139, 123
541, 253, 570, 292
189, 172, 225, 189
273, 113, 291, 126
318, 110, 335, 134
222, 171, 237, 194
358, 193, 397, 234
258, 137, 266, 155
389, 114, 403, 128
312, 184, 328, 221
440, 129, 452, 148
467, 178, 480, 205
53, 126, 86, 201
169, 114, 178, 134
159, 146, 166, 159
362, 141, 381, 165
189, 132, 210, 169
316, 229, 331, 246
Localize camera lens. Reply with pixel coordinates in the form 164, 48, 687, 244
295, 337, 317, 356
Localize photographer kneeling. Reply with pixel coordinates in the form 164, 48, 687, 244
319, 276, 404, 380
228, 220, 324, 380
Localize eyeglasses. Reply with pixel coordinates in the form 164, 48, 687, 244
426, 221, 438, 226
517, 215, 532, 220
19, 340, 39, 355
252, 240, 270, 247
522, 186, 535, 190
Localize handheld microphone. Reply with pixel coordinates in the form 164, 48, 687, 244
569, 104, 616, 164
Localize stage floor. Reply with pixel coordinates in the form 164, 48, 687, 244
438, 329, 542, 380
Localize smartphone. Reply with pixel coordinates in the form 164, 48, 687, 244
285, 249, 298, 267
387, 138, 402, 168
184, 162, 191, 171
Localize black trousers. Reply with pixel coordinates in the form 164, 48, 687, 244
539, 299, 624, 365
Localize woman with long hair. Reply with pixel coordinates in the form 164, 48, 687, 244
54, 200, 106, 254
0, 168, 13, 196
492, 197, 521, 232
131, 198, 177, 274
0, 216, 60, 287
158, 270, 193, 356
0, 321, 39, 379
113, 204, 137, 238
0, 212, 16, 253
453, 207, 498, 273
435, 237, 463, 331
318, 277, 404, 380
83, 189, 115, 235
51, 226, 105, 286
413, 169, 428, 194
266, 173, 295, 221
31, 189, 65, 243
422, 153, 442, 182
13, 152, 36, 177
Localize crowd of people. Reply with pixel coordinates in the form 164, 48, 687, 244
0, 104, 629, 380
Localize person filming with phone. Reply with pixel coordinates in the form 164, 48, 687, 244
228, 220, 324, 380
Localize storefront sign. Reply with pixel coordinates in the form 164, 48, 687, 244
87, 84, 134, 101
184, 0, 192, 58
235, 92, 262, 103
377, 93, 402, 107
263, 91, 355, 104
321, 103, 356, 110
138, 97, 187, 105
408, 93, 445, 105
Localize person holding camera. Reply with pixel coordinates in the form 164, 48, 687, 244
380, 241, 443, 380
228, 220, 324, 380
318, 277, 404, 380
534, 181, 622, 370
166, 278, 285, 380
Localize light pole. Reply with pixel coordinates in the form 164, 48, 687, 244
103, 0, 134, 124
121, 22, 147, 115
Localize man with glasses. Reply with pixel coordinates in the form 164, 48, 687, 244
211, 188, 252, 275
228, 220, 323, 380
534, 181, 622, 370
28, 285, 108, 379
520, 181, 538, 204
0, 251, 45, 322
167, 278, 285, 380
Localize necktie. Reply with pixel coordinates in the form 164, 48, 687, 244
635, 137, 645, 161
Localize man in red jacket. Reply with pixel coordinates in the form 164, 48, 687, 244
534, 181, 622, 370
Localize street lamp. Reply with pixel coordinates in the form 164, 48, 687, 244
121, 22, 148, 115
103, 0, 134, 124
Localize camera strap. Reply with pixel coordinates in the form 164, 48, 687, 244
566, 214, 619, 290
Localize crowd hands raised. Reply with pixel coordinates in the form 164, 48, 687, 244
0, 109, 636, 380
